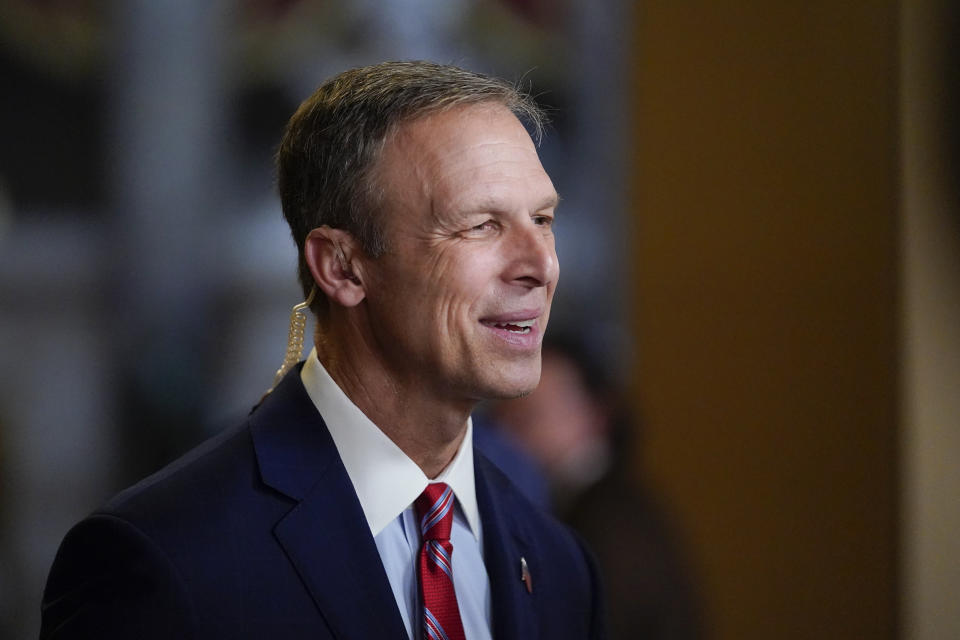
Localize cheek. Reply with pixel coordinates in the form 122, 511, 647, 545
433, 274, 484, 333
428, 248, 499, 317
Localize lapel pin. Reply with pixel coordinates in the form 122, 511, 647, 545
520, 556, 533, 594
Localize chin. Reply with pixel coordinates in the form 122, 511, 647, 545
504, 386, 537, 400
485, 366, 542, 400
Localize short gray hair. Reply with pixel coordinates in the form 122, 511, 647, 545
276, 60, 546, 316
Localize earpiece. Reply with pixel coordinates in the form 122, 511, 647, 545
266, 286, 316, 394
335, 243, 361, 284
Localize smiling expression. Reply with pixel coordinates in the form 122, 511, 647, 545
356, 102, 560, 406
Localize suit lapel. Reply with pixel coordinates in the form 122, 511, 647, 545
475, 455, 538, 640
273, 470, 406, 639
250, 369, 407, 639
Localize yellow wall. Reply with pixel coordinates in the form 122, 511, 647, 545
901, 2, 960, 638
631, 4, 899, 638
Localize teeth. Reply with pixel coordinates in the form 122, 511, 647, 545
492, 319, 535, 333
501, 326, 530, 333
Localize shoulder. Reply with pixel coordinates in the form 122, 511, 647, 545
102, 369, 322, 544
41, 512, 198, 639
104, 421, 267, 529
41, 419, 296, 639
93, 417, 303, 579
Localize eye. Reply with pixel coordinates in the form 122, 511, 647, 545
470, 219, 497, 232
532, 214, 554, 228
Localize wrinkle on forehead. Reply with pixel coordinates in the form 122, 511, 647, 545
375, 102, 554, 236
386, 103, 539, 180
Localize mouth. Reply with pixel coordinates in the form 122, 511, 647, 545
481, 318, 536, 335
478, 309, 545, 344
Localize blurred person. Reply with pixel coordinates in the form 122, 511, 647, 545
483, 336, 703, 640
482, 336, 612, 512
39, 61, 604, 639
471, 412, 552, 511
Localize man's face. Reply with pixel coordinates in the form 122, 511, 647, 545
358, 103, 559, 405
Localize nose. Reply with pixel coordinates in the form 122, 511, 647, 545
505, 220, 559, 289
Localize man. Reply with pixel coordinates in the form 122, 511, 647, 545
40, 61, 604, 639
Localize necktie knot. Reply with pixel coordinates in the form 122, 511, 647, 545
415, 483, 455, 541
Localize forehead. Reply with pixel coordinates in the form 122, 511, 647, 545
375, 103, 556, 218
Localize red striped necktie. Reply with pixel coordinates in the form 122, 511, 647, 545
415, 483, 467, 640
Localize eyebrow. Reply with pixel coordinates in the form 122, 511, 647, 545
538, 192, 561, 211
485, 192, 560, 212
449, 191, 560, 220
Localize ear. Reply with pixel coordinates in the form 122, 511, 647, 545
304, 226, 366, 308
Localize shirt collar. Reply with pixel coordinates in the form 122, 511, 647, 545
300, 348, 480, 539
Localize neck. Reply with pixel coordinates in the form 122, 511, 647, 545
314, 326, 472, 479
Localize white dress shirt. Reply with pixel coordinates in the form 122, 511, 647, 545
301, 348, 492, 640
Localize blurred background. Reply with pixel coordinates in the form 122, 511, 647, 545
1, 1, 958, 639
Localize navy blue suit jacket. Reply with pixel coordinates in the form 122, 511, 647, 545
41, 368, 605, 639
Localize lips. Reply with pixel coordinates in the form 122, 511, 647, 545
479, 311, 542, 336
484, 318, 535, 334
